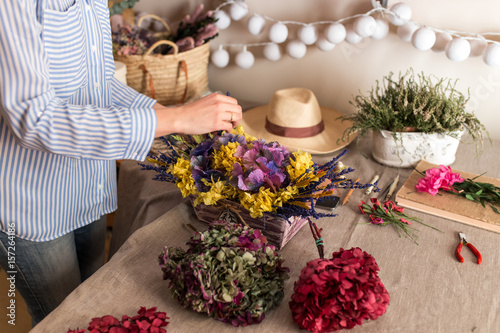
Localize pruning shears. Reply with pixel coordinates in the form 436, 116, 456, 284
455, 232, 482, 264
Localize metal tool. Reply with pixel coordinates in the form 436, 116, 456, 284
379, 174, 400, 202
455, 232, 482, 264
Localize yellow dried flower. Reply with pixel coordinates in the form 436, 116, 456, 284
212, 142, 240, 176
232, 125, 256, 142
168, 157, 198, 197
195, 179, 232, 206
239, 188, 278, 218
287, 151, 314, 180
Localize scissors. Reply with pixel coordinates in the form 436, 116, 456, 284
455, 232, 482, 264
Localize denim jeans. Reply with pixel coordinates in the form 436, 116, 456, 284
0, 216, 106, 326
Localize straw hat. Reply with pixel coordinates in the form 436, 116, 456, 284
240, 87, 355, 154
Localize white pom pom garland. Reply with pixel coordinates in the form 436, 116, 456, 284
482, 43, 500, 67
411, 27, 436, 51
298, 25, 318, 45
263, 43, 282, 61
211, 48, 230, 68
247, 14, 266, 35
269, 22, 289, 44
211, 1, 500, 68
316, 37, 336, 52
388, 2, 412, 26
214, 10, 231, 30
445, 38, 471, 62
345, 24, 363, 44
229, 2, 248, 21
353, 15, 377, 38
371, 19, 389, 40
235, 48, 255, 69
287, 40, 307, 59
325, 23, 347, 44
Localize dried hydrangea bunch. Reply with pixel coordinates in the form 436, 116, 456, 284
289, 247, 390, 333
158, 220, 290, 327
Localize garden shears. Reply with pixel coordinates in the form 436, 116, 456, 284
455, 232, 482, 264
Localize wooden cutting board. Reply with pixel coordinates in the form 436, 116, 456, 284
395, 160, 500, 233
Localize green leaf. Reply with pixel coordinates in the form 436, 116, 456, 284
465, 194, 475, 201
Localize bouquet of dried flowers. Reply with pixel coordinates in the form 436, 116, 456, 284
338, 69, 489, 152
416, 165, 500, 214
112, 4, 218, 56
171, 4, 219, 52
158, 220, 289, 327
142, 126, 369, 222
67, 306, 169, 333
112, 25, 157, 56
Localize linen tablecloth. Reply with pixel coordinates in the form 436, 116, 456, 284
34, 138, 500, 332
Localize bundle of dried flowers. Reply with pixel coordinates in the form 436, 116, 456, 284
158, 220, 289, 326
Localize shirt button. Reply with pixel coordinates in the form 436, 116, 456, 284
91, 45, 97, 52
97, 184, 103, 190
86, 5, 91, 10
37, 112, 42, 118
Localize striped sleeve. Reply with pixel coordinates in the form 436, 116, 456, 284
0, 0, 156, 161
111, 77, 157, 160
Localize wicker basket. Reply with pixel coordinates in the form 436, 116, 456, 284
114, 14, 210, 105
189, 197, 309, 250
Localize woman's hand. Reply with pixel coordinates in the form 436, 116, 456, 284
154, 93, 242, 137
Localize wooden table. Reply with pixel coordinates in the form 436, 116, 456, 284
33, 139, 500, 333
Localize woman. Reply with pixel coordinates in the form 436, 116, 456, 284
0, 0, 242, 325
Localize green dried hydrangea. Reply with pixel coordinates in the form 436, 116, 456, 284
158, 220, 290, 327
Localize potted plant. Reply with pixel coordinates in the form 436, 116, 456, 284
338, 69, 489, 167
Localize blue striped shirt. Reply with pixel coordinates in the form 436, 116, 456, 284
0, 0, 157, 241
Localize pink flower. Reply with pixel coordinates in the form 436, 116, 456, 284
370, 197, 381, 206
384, 200, 395, 209
416, 166, 465, 195
369, 215, 384, 225
358, 200, 367, 215
415, 176, 441, 196
392, 204, 405, 214
400, 218, 411, 225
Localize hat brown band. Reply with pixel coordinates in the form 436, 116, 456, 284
265, 117, 325, 138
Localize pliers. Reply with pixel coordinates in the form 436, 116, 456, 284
455, 232, 482, 264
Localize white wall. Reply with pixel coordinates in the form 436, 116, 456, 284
134, 0, 500, 139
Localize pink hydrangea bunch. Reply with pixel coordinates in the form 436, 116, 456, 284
415, 165, 464, 196
289, 247, 389, 333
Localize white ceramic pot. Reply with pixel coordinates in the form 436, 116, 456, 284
371, 129, 463, 168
